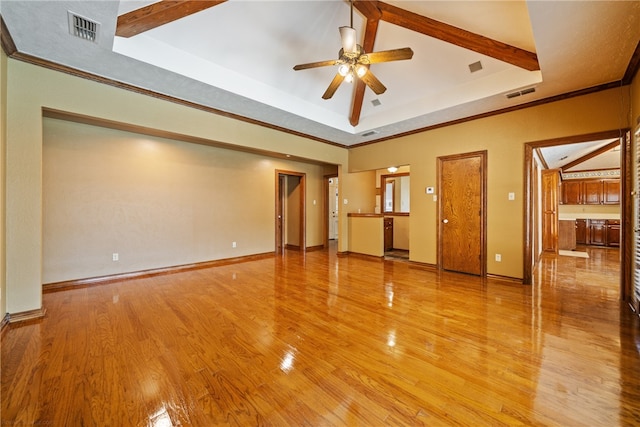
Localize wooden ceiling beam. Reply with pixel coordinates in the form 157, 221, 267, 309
116, 0, 227, 38
350, 18, 380, 127
352, 1, 382, 21
561, 140, 621, 171
375, 1, 540, 71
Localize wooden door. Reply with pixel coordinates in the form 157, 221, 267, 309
438, 151, 486, 276
542, 169, 559, 252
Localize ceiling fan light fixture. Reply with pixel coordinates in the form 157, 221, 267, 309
339, 26, 357, 53
345, 72, 354, 83
338, 63, 350, 77
356, 64, 367, 78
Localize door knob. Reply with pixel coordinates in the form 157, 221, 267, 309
443, 219, 449, 224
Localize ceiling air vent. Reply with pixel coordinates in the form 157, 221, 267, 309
371, 99, 382, 107
506, 87, 536, 99
468, 61, 483, 73
361, 130, 379, 137
68, 11, 100, 42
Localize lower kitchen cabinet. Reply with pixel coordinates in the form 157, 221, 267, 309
589, 219, 607, 246
574, 218, 620, 247
606, 220, 621, 247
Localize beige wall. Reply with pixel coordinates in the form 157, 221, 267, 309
349, 87, 632, 279
348, 216, 384, 257
43, 118, 329, 283
0, 48, 6, 319
5, 59, 348, 314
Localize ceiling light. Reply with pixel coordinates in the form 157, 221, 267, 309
355, 64, 367, 78
338, 64, 350, 77
387, 166, 398, 173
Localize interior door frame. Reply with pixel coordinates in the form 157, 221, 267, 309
323, 174, 338, 246
275, 170, 306, 254
523, 130, 631, 296
437, 150, 488, 276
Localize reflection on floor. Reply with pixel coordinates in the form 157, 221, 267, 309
384, 248, 409, 261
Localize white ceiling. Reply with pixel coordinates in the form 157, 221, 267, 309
539, 139, 620, 171
1, 1, 639, 147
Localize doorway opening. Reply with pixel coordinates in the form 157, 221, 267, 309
325, 175, 339, 245
275, 170, 306, 255
523, 130, 629, 305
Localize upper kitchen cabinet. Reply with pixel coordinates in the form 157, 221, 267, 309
561, 178, 620, 205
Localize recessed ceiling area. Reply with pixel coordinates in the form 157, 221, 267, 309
1, 1, 639, 146
538, 138, 621, 172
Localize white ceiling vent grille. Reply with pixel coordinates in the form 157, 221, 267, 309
506, 87, 536, 99
68, 11, 100, 42
361, 130, 379, 137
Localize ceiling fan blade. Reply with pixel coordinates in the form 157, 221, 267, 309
361, 47, 414, 64
322, 74, 346, 99
360, 70, 386, 95
293, 59, 339, 71
116, 1, 227, 38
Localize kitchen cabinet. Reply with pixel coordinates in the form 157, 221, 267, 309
589, 219, 607, 246
575, 219, 588, 245
562, 180, 582, 205
559, 220, 576, 250
384, 217, 394, 251
561, 178, 620, 205
603, 180, 621, 204
606, 219, 620, 247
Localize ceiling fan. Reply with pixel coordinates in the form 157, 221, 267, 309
293, 0, 413, 100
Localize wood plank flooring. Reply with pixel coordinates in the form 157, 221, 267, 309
2, 245, 639, 426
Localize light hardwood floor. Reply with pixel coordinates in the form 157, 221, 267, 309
2, 245, 639, 426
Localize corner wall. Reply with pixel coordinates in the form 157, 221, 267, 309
5, 59, 348, 314
349, 87, 632, 279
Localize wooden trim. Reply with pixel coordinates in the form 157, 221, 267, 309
285, 244, 301, 251
275, 170, 306, 255
116, 1, 227, 38
535, 147, 550, 170
340, 252, 384, 262
351, 82, 625, 148
375, 1, 539, 71
7, 308, 47, 324
42, 108, 334, 167
306, 245, 325, 252
336, 251, 350, 258
0, 16, 17, 56
43, 252, 275, 293
1, 313, 10, 338
621, 130, 633, 303
486, 274, 524, 284
350, 17, 379, 127
523, 129, 630, 290
347, 213, 383, 218
561, 140, 620, 171
9, 52, 341, 148
407, 261, 437, 271
622, 39, 640, 85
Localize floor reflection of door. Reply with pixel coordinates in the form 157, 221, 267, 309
438, 151, 486, 276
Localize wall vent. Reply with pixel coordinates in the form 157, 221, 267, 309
361, 130, 379, 137
506, 87, 536, 99
371, 99, 382, 107
68, 11, 100, 42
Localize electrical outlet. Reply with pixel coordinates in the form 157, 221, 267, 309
232, 241, 237, 248
495, 254, 501, 262
112, 253, 119, 261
